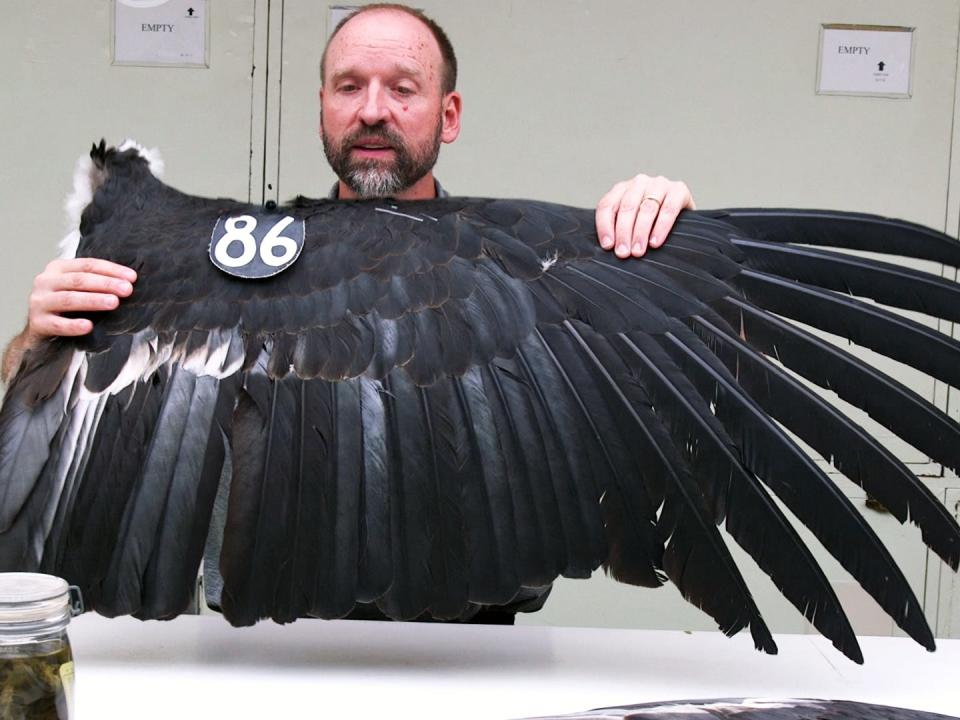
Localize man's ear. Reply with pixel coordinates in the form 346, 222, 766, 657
440, 91, 462, 144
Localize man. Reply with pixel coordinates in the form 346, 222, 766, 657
2, 3, 694, 383
0, 2, 693, 623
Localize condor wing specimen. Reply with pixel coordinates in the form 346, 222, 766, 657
1, 143, 958, 665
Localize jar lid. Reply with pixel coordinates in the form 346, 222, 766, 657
0, 572, 72, 627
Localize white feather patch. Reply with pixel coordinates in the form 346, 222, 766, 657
75, 327, 246, 403
118, 138, 165, 178
540, 251, 559, 272
60, 153, 103, 258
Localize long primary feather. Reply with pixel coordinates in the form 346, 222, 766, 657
663, 321, 935, 651
612, 330, 861, 662
533, 325, 662, 589
713, 295, 960, 477
732, 238, 960, 322
560, 320, 776, 654
717, 207, 960, 266
711, 297, 960, 569
513, 340, 608, 578
734, 269, 960, 388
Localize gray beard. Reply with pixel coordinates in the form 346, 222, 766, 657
343, 164, 406, 199
321, 117, 442, 199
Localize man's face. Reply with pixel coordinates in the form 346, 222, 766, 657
320, 10, 461, 200
322, 111, 443, 200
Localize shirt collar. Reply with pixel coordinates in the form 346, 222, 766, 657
327, 179, 449, 199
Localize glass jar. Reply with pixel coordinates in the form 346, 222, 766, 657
0, 573, 83, 720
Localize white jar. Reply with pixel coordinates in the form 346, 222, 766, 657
0, 573, 83, 719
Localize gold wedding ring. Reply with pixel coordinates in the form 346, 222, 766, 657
642, 196, 663, 207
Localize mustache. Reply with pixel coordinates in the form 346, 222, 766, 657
344, 124, 404, 148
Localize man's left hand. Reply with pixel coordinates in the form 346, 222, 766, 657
595, 174, 696, 258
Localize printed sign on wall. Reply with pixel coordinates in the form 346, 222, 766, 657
817, 24, 913, 98
114, 0, 208, 67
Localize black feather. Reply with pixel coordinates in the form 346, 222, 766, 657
558, 320, 777, 655
452, 367, 521, 606
664, 320, 935, 651
733, 238, 960, 322
611, 330, 861, 662
734, 269, 960, 388
713, 296, 960, 569
355, 376, 392, 603
376, 370, 435, 619
416, 380, 470, 619
718, 207, 960, 266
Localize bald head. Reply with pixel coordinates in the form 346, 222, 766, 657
321, 4, 457, 95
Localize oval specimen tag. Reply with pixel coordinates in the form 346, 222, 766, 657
209, 213, 305, 278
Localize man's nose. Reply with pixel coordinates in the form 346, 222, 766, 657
358, 85, 390, 125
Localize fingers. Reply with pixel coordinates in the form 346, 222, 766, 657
29, 314, 95, 339
594, 174, 696, 258
27, 258, 137, 340
595, 182, 627, 251
47, 257, 138, 284
648, 180, 695, 250
615, 175, 668, 258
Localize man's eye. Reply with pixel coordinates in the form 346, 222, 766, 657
338, 84, 359, 93
395, 86, 414, 96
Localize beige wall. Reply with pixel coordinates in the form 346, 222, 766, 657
1, 0, 959, 637
275, 1, 960, 227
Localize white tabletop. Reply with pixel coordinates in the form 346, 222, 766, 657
68, 614, 960, 719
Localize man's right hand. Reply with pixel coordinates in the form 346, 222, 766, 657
2, 257, 136, 383
26, 257, 136, 342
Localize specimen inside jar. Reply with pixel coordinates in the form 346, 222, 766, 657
0, 645, 73, 720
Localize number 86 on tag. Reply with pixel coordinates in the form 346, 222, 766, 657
209, 213, 306, 279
